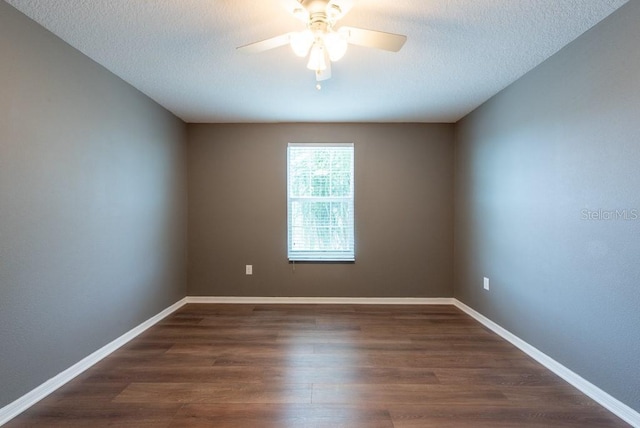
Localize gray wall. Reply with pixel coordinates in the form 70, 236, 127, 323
188, 123, 454, 297
0, 3, 187, 408
454, 0, 640, 413
5, 0, 638, 416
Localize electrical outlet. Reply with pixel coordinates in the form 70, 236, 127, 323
483, 277, 490, 290
246, 265, 252, 275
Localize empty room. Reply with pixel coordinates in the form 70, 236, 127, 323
1, 0, 639, 427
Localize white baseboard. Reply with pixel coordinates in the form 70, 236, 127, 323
3, 296, 637, 428
2, 296, 448, 425
0, 297, 188, 427
186, 296, 455, 305
453, 299, 640, 427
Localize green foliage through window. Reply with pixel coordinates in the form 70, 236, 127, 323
287, 143, 354, 261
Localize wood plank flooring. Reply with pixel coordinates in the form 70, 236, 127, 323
7, 304, 629, 427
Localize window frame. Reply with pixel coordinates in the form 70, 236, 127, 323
287, 142, 355, 262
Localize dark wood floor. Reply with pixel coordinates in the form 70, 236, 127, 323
7, 304, 629, 427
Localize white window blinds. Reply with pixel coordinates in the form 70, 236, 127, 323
287, 143, 355, 261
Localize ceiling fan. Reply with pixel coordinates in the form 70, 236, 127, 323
237, 0, 407, 88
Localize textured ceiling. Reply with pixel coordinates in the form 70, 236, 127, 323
5, 0, 628, 123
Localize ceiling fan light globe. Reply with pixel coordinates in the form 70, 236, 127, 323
326, 0, 354, 20
290, 30, 314, 57
307, 43, 327, 71
292, 7, 309, 22
327, 4, 342, 21
324, 31, 348, 61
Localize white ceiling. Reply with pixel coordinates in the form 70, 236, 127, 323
5, 0, 628, 123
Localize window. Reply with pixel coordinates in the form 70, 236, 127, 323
287, 143, 354, 261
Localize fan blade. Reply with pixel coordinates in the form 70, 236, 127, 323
341, 26, 407, 52
237, 33, 292, 54
316, 60, 332, 81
